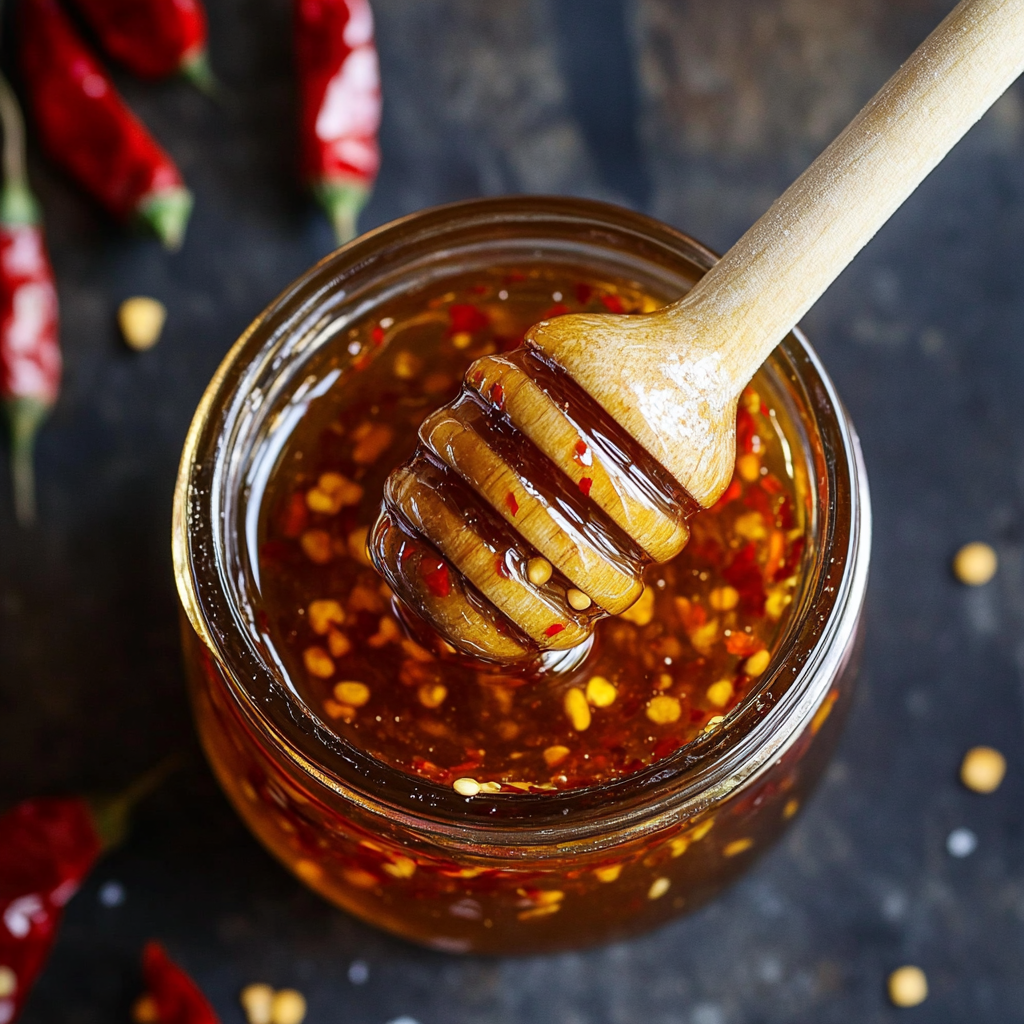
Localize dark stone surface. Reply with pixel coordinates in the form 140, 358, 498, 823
2, 0, 1023, 1020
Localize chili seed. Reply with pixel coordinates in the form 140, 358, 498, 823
368, 616, 401, 647
383, 855, 417, 878
526, 556, 552, 585
564, 687, 591, 731
453, 777, 481, 796
709, 585, 739, 611
300, 529, 333, 564
706, 679, 733, 708
308, 599, 345, 635
0, 966, 14, 997
723, 837, 754, 857
118, 296, 166, 351
619, 587, 655, 626
418, 683, 447, 708
704, 715, 725, 732
647, 877, 670, 900
887, 966, 928, 1008
765, 586, 792, 619
327, 629, 352, 658
593, 864, 621, 882
240, 983, 274, 1024
783, 798, 800, 819
324, 700, 356, 722
393, 350, 423, 380
734, 510, 767, 541
303, 646, 335, 679
737, 453, 761, 482
646, 695, 681, 725
960, 746, 1006, 793
544, 744, 570, 767
334, 681, 370, 707
953, 542, 997, 585
566, 588, 592, 611
451, 331, 472, 349
585, 675, 617, 707
270, 989, 307, 1024
743, 650, 771, 676
351, 423, 394, 464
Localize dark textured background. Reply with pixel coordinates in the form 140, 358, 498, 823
3, 0, 1024, 1020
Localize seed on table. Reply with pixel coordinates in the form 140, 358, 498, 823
327, 628, 352, 658
527, 556, 553, 585
960, 746, 1006, 793
308, 599, 345, 635
952, 541, 997, 585
0, 966, 14, 997
334, 681, 370, 707
706, 679, 733, 708
887, 965, 928, 1008
300, 529, 333, 564
544, 744, 570, 767
709, 585, 739, 611
240, 983, 274, 1024
566, 588, 592, 611
270, 989, 307, 1024
743, 649, 771, 676
118, 296, 166, 351
585, 675, 617, 707
737, 453, 761, 483
453, 777, 481, 796
647, 877, 670, 900
564, 687, 591, 731
303, 646, 335, 679
392, 350, 423, 380
417, 683, 447, 708
646, 695, 681, 725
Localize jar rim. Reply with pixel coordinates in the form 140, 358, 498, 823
173, 196, 870, 852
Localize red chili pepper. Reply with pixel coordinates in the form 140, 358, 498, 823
295, 0, 382, 244
68, 0, 215, 92
19, 0, 193, 250
0, 763, 178, 1023
578, 477, 593, 496
0, 72, 60, 526
138, 942, 220, 1024
447, 303, 489, 335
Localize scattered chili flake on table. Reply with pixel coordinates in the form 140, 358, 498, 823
19, 0, 194, 249
294, 0, 382, 244
0, 71, 59, 526
256, 266, 810, 791
136, 942, 220, 1024
68, 0, 216, 92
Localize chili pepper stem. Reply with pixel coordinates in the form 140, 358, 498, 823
137, 187, 194, 250
180, 49, 220, 99
313, 179, 369, 245
4, 395, 49, 526
86, 753, 187, 851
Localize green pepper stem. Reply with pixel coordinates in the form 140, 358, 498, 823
137, 187, 194, 251
0, 70, 39, 226
4, 396, 48, 527
313, 179, 370, 246
180, 49, 221, 100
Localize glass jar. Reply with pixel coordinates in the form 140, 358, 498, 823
172, 197, 870, 955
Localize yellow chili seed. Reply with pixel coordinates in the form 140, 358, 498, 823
308, 599, 345, 635
703, 715, 725, 732
647, 877, 670, 900
451, 331, 472, 349
566, 588, 592, 611
527, 556, 553, 586
239, 984, 274, 1024
300, 529, 333, 564
564, 687, 591, 731
709, 585, 739, 611
646, 695, 681, 725
544, 744, 570, 767
783, 798, 800, 819
723, 837, 754, 857
453, 777, 481, 796
303, 646, 334, 679
323, 699, 355, 722
737, 453, 761, 482
383, 855, 417, 878
593, 864, 621, 883
418, 683, 448, 709
744, 649, 771, 676
960, 746, 1006, 793
392, 350, 423, 380
887, 966, 928, 1008
952, 542, 997, 585
585, 675, 617, 707
619, 587, 655, 626
327, 629, 352, 658
706, 679, 734, 709
334, 681, 370, 707
118, 296, 167, 351
269, 989, 307, 1024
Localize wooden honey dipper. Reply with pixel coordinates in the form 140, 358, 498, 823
371, 0, 1024, 663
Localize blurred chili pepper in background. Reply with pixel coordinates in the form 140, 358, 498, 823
135, 942, 220, 1024
295, 0, 382, 244
0, 762, 179, 1022
69, 0, 216, 94
0, 70, 59, 527
19, 0, 193, 250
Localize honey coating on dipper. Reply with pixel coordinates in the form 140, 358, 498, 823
256, 266, 809, 792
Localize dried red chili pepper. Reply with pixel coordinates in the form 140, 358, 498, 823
295, 0, 382, 244
0, 763, 179, 1023
68, 0, 215, 92
19, 0, 193, 250
137, 942, 220, 1024
0, 72, 59, 526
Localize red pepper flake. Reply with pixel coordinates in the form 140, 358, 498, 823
544, 623, 565, 637
141, 941, 219, 1024
653, 735, 682, 760
371, 324, 386, 346
710, 479, 742, 512
736, 407, 757, 454
722, 542, 766, 615
575, 282, 593, 304
540, 303, 570, 320
489, 382, 505, 409
471, 369, 484, 386
578, 477, 593, 496
420, 558, 451, 598
470, 283, 488, 295
574, 440, 588, 457
504, 270, 527, 284
725, 632, 762, 656
495, 555, 510, 579
280, 491, 308, 538
600, 294, 625, 314
448, 303, 489, 335
505, 491, 519, 517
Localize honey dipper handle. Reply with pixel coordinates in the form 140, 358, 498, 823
668, 0, 1024, 388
